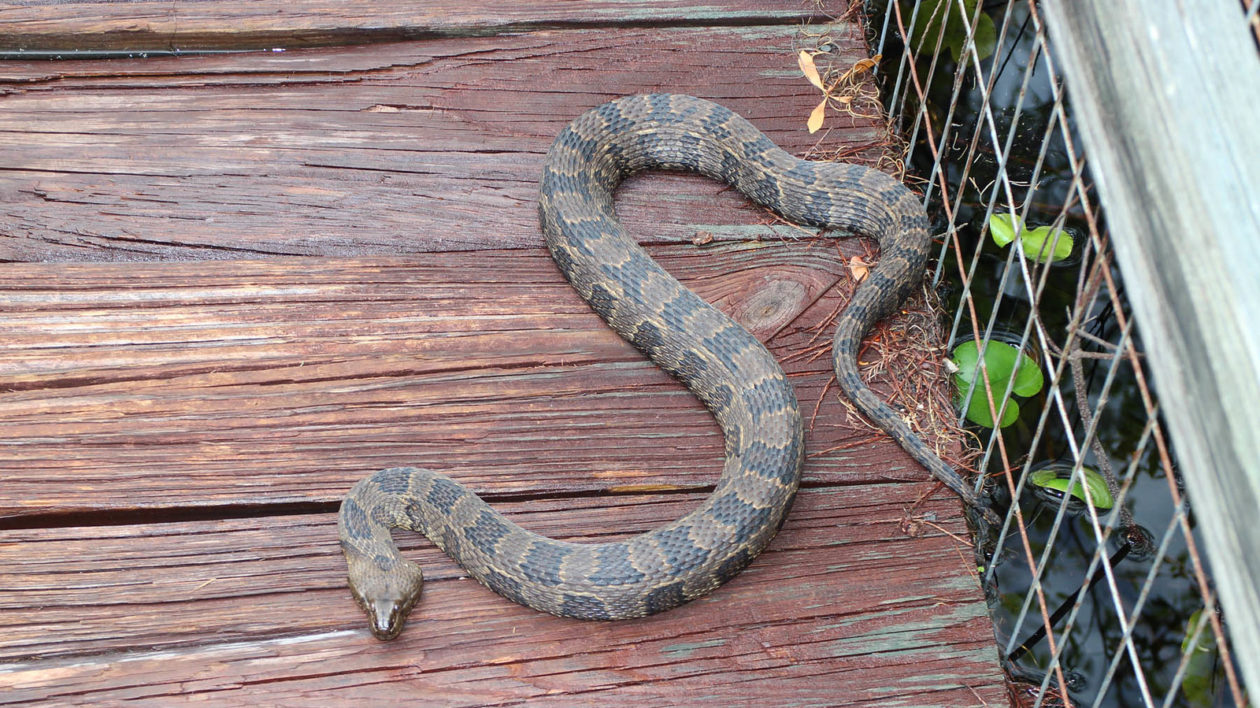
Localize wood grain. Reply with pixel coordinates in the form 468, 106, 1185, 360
0, 488, 1003, 705
0, 249, 1003, 703
0, 243, 961, 518
0, 0, 834, 52
0, 8, 1008, 701
0, 25, 885, 263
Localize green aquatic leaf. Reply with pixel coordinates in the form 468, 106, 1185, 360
951, 339, 980, 377
969, 10, 997, 62
952, 340, 1042, 395
904, 0, 996, 63
950, 340, 1043, 428
989, 213, 1019, 247
1030, 467, 1115, 510
989, 213, 1074, 264
1180, 609, 1221, 707
1181, 609, 1217, 656
1022, 225, 1074, 263
954, 379, 1019, 427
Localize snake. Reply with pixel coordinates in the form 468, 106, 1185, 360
337, 93, 987, 641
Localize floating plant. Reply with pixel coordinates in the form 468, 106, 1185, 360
902, 0, 996, 62
950, 339, 1042, 428
1029, 466, 1115, 511
1180, 609, 1226, 708
990, 213, 1074, 264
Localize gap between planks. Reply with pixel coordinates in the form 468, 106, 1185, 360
0, 0, 842, 52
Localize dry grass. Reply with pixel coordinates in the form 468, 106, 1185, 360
771, 24, 982, 498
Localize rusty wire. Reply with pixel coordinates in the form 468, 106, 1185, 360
865, 0, 1247, 705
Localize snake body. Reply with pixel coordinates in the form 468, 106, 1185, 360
338, 94, 982, 640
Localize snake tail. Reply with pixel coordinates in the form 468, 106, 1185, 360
339, 94, 982, 641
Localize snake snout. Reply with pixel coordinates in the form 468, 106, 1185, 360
366, 598, 410, 641
347, 555, 425, 641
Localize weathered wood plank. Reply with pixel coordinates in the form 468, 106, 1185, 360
0, 245, 1000, 703
0, 25, 883, 263
0, 630, 1000, 706
0, 488, 970, 660
0, 488, 1004, 705
0, 8, 1006, 701
0, 0, 833, 52
1041, 1, 1260, 697
0, 245, 962, 519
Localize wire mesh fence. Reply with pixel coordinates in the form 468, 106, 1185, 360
854, 0, 1254, 705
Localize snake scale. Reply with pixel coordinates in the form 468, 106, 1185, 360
338, 94, 985, 641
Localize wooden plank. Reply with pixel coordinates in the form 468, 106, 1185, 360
0, 247, 1002, 703
0, 9, 1006, 700
0, 0, 832, 52
0, 245, 964, 518
1040, 0, 1260, 697
0, 25, 885, 263
0, 488, 1005, 705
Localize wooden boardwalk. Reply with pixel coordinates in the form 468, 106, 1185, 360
0, 2, 1005, 704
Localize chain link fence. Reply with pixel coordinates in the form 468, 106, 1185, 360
853, 0, 1256, 705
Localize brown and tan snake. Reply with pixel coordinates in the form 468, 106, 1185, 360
338, 94, 985, 640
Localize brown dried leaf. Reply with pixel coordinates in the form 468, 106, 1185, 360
849, 255, 873, 281
798, 50, 825, 91
838, 54, 882, 83
851, 55, 880, 75
807, 98, 828, 134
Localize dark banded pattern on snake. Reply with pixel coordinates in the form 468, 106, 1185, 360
338, 94, 985, 641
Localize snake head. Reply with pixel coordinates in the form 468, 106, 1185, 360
344, 549, 425, 641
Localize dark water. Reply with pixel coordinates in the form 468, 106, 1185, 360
859, 1, 1242, 705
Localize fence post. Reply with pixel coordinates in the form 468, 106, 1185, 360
1041, 0, 1260, 695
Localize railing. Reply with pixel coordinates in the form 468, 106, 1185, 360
860, 0, 1260, 705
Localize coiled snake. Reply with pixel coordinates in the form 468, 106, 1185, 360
338, 94, 985, 640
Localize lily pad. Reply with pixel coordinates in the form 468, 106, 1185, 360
989, 213, 1073, 264
950, 340, 1042, 428
951, 340, 1043, 396
1030, 467, 1115, 510
955, 382, 1018, 428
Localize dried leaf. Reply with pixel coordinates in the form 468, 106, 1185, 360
851, 55, 880, 75
798, 50, 825, 91
807, 98, 827, 134
849, 255, 872, 281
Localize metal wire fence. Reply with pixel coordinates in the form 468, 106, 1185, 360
857, 0, 1253, 705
